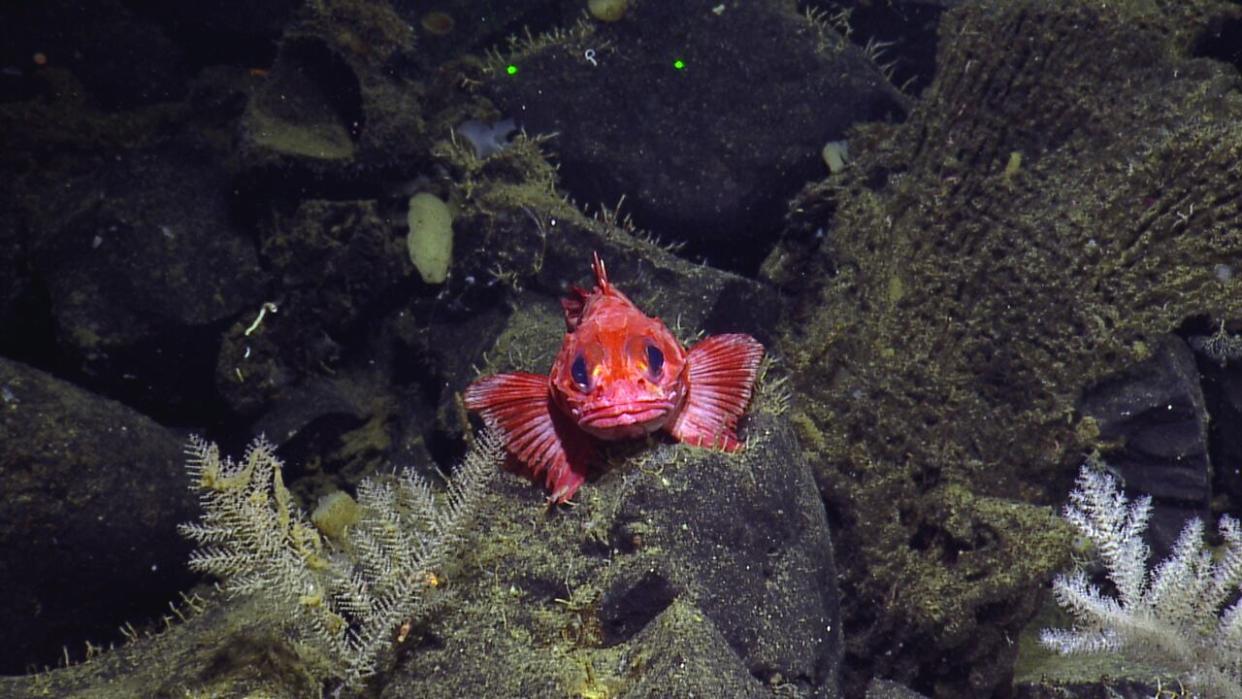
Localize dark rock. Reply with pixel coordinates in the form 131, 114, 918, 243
866, 678, 931, 699
0, 357, 197, 675
0, 200, 28, 335
126, 0, 297, 69
1211, 364, 1242, 498
821, 0, 951, 98
0, 0, 189, 110
234, 5, 426, 188
609, 413, 842, 694
599, 570, 680, 645
1081, 335, 1212, 556
485, 0, 908, 269
214, 198, 408, 417
29, 142, 263, 419
619, 600, 771, 698
1193, 322, 1242, 514
239, 36, 364, 164
261, 199, 409, 335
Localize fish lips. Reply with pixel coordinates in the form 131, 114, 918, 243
576, 399, 676, 440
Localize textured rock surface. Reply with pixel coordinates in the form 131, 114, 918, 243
0, 357, 197, 675
0, 593, 320, 698
784, 0, 1242, 694
485, 0, 908, 268
1081, 336, 1212, 557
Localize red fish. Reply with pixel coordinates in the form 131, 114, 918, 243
464, 253, 765, 503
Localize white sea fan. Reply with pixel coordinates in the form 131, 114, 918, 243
1041, 458, 1242, 696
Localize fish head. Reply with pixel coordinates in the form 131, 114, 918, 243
550, 295, 688, 440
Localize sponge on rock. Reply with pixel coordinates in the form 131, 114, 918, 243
406, 192, 453, 284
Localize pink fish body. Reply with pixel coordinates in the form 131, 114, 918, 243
464, 253, 764, 503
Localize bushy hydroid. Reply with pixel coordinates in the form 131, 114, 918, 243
1042, 458, 1242, 696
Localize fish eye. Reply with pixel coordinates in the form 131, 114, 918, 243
645, 343, 664, 377
571, 353, 590, 390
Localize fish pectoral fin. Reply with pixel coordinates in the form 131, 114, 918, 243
463, 372, 593, 503
669, 333, 765, 451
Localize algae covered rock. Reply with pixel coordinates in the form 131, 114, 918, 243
786, 0, 1242, 694
0, 357, 198, 675
0, 592, 322, 699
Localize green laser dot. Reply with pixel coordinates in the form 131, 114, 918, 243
506, 64, 518, 76
673, 59, 685, 70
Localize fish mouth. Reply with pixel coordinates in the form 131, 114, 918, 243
578, 400, 675, 434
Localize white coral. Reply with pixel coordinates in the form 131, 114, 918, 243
179, 429, 502, 687
1041, 459, 1242, 696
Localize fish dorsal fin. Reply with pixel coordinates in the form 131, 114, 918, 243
562, 251, 612, 330
592, 251, 610, 291
562, 288, 589, 330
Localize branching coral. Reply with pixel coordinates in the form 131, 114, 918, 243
179, 429, 502, 686
1042, 459, 1242, 696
